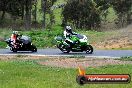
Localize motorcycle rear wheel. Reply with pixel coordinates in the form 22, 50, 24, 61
61, 49, 70, 53
58, 44, 70, 53
11, 48, 17, 52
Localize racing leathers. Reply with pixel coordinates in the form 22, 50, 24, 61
10, 34, 18, 48
63, 30, 77, 48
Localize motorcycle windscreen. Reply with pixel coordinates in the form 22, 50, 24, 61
76, 34, 84, 39
56, 36, 63, 41
20, 36, 32, 44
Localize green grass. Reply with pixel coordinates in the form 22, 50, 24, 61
0, 60, 132, 88
77, 30, 118, 43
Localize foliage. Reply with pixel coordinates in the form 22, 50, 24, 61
62, 0, 110, 29
0, 0, 58, 29
0, 0, 132, 30
110, 0, 132, 27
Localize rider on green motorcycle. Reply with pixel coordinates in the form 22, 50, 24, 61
55, 26, 93, 54
63, 26, 78, 48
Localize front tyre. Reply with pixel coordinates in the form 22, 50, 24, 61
85, 45, 93, 54
31, 45, 37, 52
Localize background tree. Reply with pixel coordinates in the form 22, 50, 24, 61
32, 0, 38, 24
0, 0, 8, 21
24, 0, 32, 30
0, 0, 33, 30
62, 0, 110, 30
41, 0, 47, 29
0, 0, 131, 30
41, 0, 57, 29
6, 0, 23, 29
111, 0, 132, 27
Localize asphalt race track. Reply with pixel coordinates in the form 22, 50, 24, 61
0, 49, 132, 58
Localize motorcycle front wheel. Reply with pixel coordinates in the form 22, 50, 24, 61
85, 45, 93, 54
31, 45, 37, 52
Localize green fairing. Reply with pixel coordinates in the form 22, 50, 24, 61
55, 33, 93, 54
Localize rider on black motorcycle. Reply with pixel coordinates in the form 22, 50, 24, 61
63, 26, 78, 48
10, 31, 21, 48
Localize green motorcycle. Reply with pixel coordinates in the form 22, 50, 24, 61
55, 34, 93, 54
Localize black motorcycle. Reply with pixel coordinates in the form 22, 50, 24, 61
5, 35, 37, 52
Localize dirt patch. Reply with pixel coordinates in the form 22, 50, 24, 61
94, 37, 132, 49
38, 57, 132, 68
0, 55, 48, 60
93, 25, 132, 49
1, 55, 132, 68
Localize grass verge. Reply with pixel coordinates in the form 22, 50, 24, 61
0, 59, 132, 88
0, 26, 118, 49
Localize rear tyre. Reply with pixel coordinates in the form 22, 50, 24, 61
85, 45, 93, 54
11, 48, 17, 52
58, 44, 70, 53
62, 49, 70, 53
31, 45, 37, 52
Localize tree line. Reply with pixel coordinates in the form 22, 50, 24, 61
62, 0, 132, 29
0, 0, 132, 30
0, 0, 57, 30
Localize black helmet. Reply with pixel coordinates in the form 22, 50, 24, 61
65, 26, 72, 33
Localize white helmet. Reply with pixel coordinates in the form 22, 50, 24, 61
66, 26, 72, 33
13, 31, 18, 34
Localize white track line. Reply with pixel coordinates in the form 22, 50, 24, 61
0, 54, 121, 58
